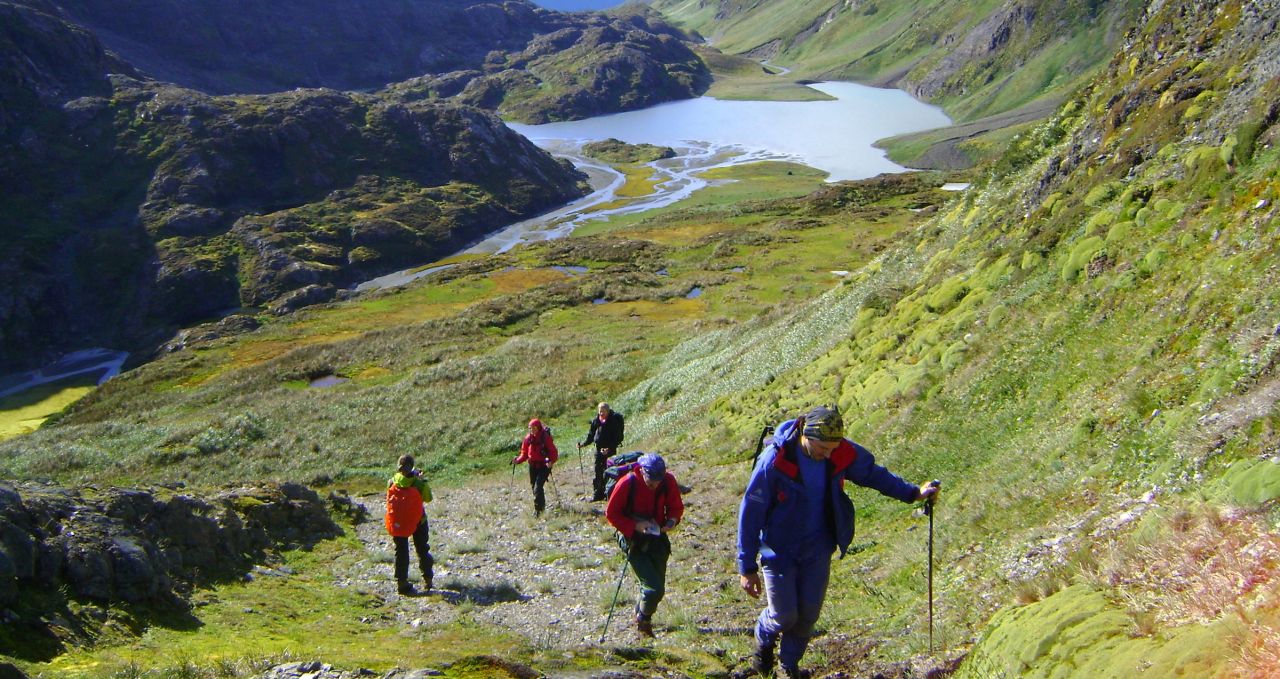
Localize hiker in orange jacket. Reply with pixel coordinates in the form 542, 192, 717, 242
513, 418, 559, 515
386, 454, 434, 596
605, 453, 684, 638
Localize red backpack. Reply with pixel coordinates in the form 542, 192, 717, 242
385, 483, 424, 537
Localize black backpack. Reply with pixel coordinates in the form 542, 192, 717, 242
749, 424, 776, 470
603, 451, 644, 500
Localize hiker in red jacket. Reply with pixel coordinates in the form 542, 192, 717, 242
513, 418, 559, 516
605, 453, 684, 638
386, 454, 433, 596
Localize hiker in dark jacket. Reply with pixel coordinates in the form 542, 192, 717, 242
605, 453, 683, 638
513, 418, 559, 516
581, 402, 625, 501
386, 454, 434, 596
736, 406, 939, 678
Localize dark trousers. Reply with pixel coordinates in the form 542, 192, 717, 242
593, 447, 615, 500
393, 519, 433, 585
626, 533, 671, 618
528, 464, 550, 513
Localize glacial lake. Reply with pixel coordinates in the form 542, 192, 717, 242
507, 82, 950, 183
438, 81, 952, 257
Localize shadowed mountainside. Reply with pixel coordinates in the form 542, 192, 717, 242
0, 0, 589, 374
48, 0, 711, 123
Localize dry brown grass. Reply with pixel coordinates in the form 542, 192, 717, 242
489, 268, 568, 293
1235, 618, 1280, 678
1095, 505, 1280, 628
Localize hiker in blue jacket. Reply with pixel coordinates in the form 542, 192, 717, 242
736, 405, 939, 678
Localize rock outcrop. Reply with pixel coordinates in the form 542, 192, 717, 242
0, 481, 341, 653
383, 8, 711, 123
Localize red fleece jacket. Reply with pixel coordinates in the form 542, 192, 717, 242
515, 426, 558, 467
605, 468, 684, 539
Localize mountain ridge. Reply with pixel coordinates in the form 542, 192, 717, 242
0, 0, 712, 374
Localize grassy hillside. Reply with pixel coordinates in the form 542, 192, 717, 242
654, 0, 1146, 168
654, 0, 1142, 119
2, 0, 1279, 676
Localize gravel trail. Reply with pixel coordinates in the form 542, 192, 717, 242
345, 468, 737, 649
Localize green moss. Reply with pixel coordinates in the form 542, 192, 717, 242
940, 340, 968, 370
1218, 133, 1238, 166
1084, 181, 1123, 207
961, 583, 1248, 678
925, 274, 970, 313
1183, 145, 1220, 171
1105, 220, 1133, 243
1085, 211, 1117, 234
988, 304, 1009, 328
1138, 247, 1168, 275
349, 246, 381, 264
1217, 458, 1280, 504
1062, 236, 1105, 282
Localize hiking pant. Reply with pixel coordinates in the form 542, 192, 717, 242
528, 464, 550, 514
755, 543, 834, 669
393, 519, 434, 584
593, 447, 615, 500
626, 533, 671, 618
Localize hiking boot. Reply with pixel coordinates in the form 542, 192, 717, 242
422, 573, 433, 591
397, 580, 418, 596
635, 614, 655, 638
747, 641, 775, 676
776, 665, 809, 679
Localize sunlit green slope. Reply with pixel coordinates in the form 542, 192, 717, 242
652, 0, 1145, 123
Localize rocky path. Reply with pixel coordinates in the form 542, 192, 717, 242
345, 467, 740, 651
334, 466, 953, 678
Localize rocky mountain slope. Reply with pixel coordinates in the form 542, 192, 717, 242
7, 0, 692, 374
49, 0, 710, 123
380, 7, 711, 124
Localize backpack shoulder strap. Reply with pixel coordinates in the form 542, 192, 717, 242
624, 469, 636, 512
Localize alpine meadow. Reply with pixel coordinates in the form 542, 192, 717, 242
0, 0, 1278, 678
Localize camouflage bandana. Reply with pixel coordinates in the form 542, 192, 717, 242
801, 405, 843, 442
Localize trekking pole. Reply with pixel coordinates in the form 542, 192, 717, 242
923, 479, 941, 653
599, 542, 632, 643
549, 469, 562, 507
576, 442, 584, 477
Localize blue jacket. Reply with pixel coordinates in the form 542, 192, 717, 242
736, 418, 920, 574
